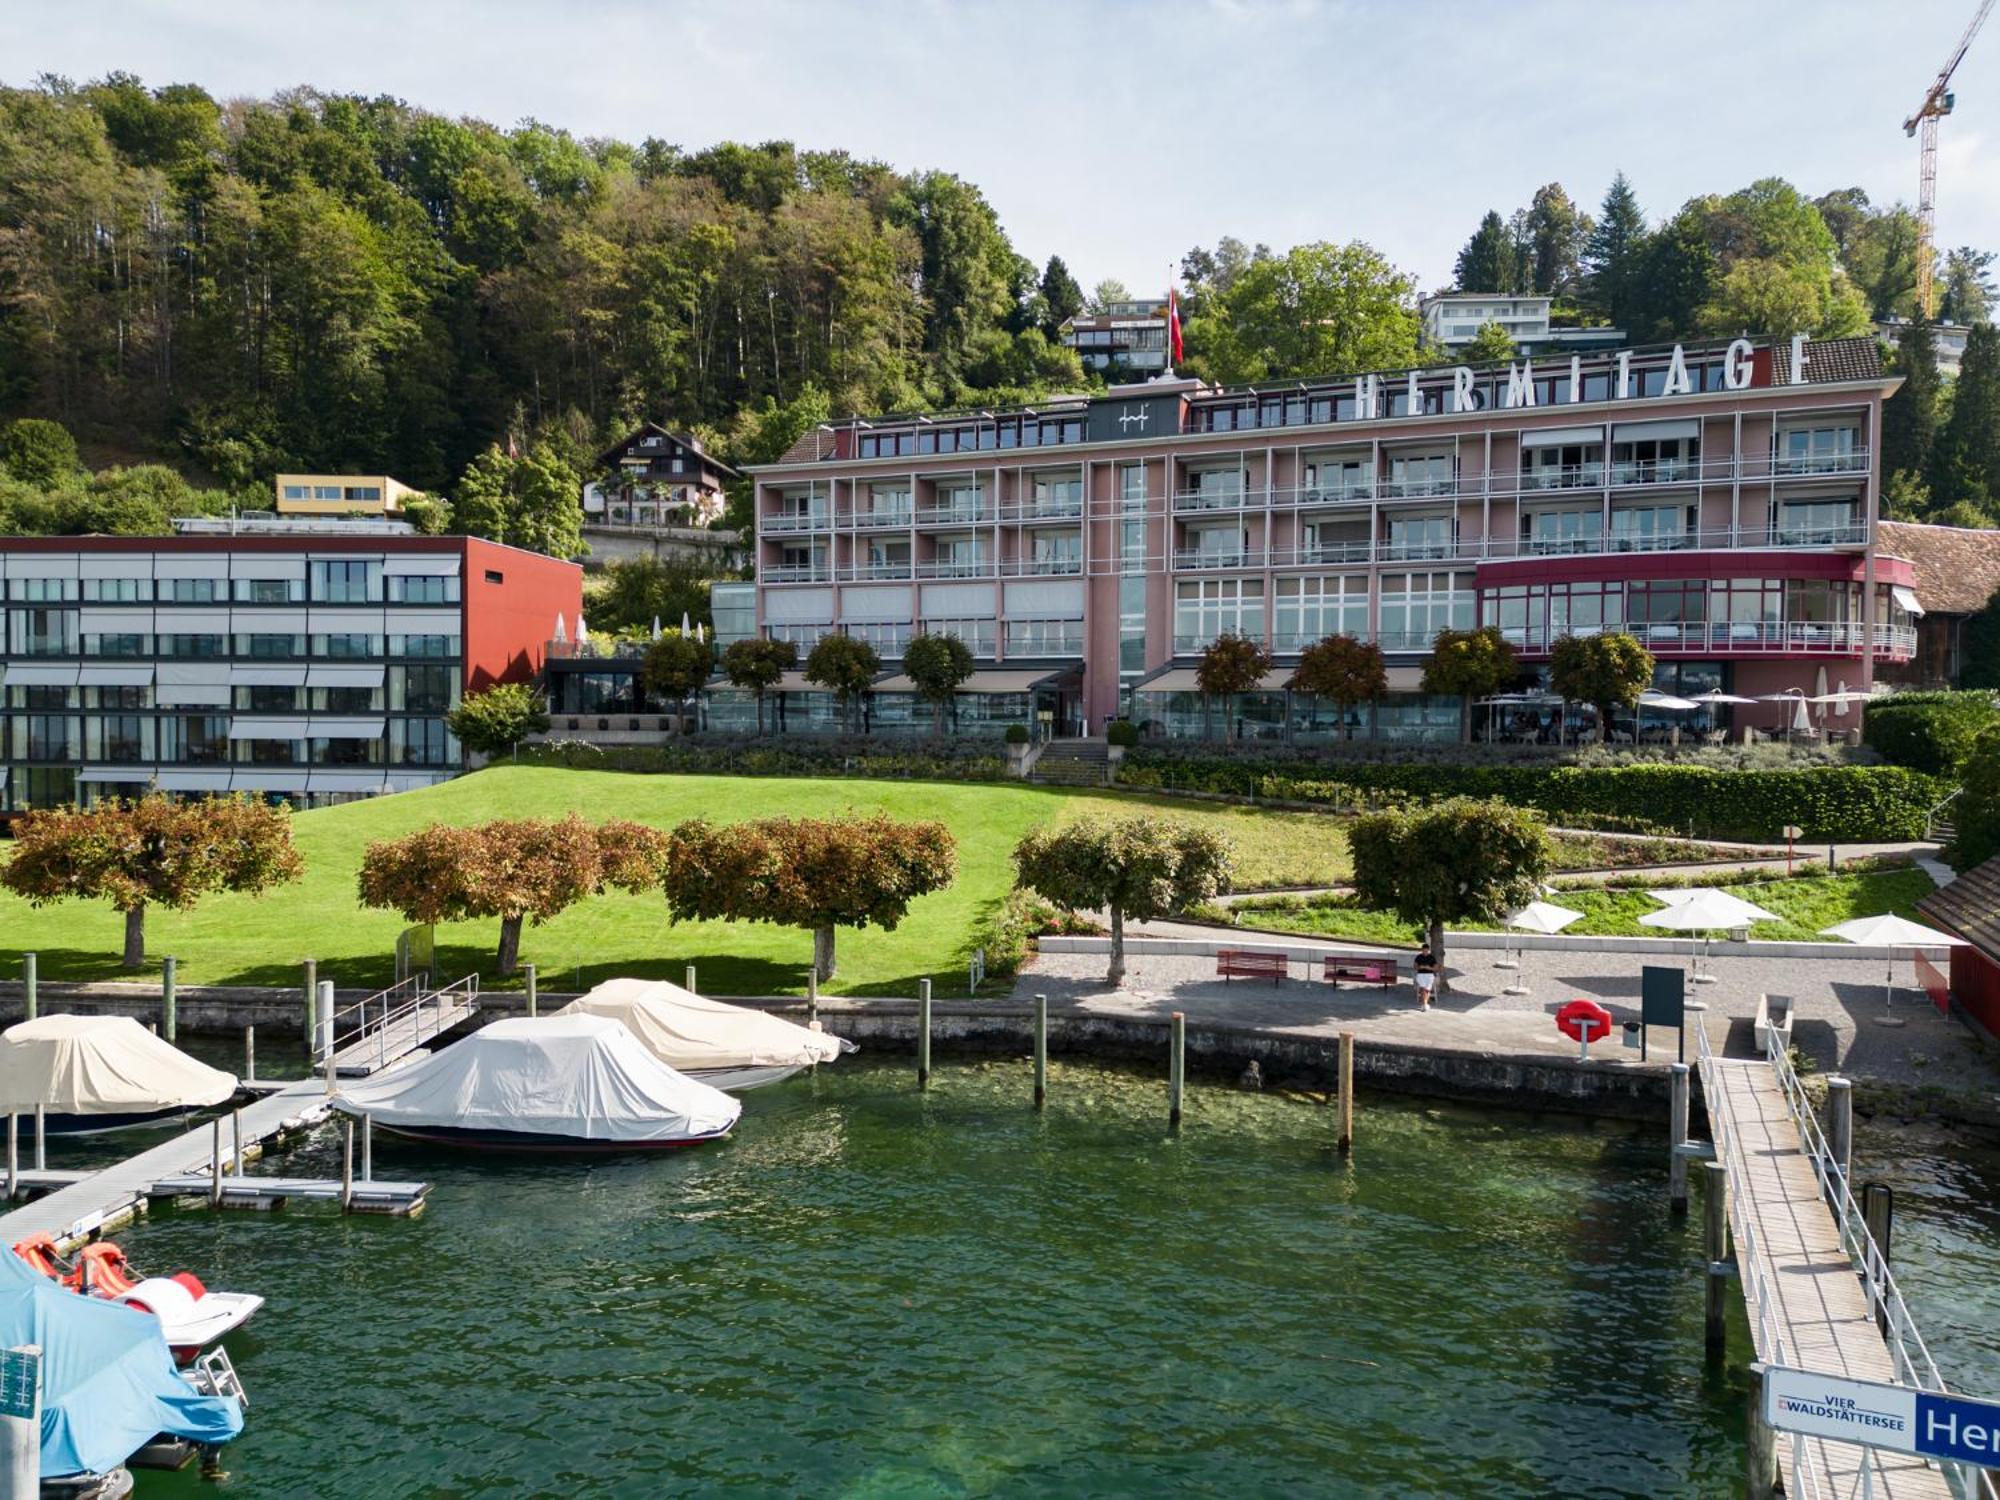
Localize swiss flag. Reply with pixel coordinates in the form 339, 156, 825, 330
1167, 287, 1184, 367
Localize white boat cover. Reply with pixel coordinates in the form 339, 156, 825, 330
0, 1015, 238, 1114
335, 1016, 741, 1142
559, 978, 852, 1071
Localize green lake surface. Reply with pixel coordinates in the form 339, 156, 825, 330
89, 1056, 1998, 1499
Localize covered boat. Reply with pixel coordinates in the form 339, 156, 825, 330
558, 977, 854, 1090
333, 1015, 741, 1151
0, 1244, 242, 1482
13, 1237, 263, 1367
0, 1016, 237, 1135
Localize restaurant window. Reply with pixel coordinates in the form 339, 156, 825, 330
1274, 575, 1369, 648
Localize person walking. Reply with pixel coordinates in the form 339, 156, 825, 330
1414, 943, 1438, 1010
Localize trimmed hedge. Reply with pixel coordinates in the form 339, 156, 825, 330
1118, 748, 1949, 842
1861, 691, 1999, 776
522, 736, 1006, 783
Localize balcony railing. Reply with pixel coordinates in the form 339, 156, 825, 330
1005, 626, 1085, 655
1499, 621, 1917, 657
1001, 496, 1085, 520
839, 562, 915, 582
915, 559, 994, 579
761, 510, 830, 534
999, 556, 1084, 577
764, 564, 830, 584
1378, 476, 1456, 499
1520, 464, 1605, 491
915, 503, 991, 526
1173, 548, 1267, 570
1172, 488, 1250, 513
1171, 629, 1268, 653
1292, 479, 1375, 506
851, 508, 913, 531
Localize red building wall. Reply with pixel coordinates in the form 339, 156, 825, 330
459, 537, 583, 692
1948, 946, 2000, 1042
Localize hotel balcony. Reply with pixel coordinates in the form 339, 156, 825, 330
760, 510, 831, 534
1171, 489, 1251, 514
763, 564, 831, 584
839, 561, 915, 582
1498, 621, 1916, 659
915, 558, 995, 579
997, 555, 1084, 577
1004, 623, 1085, 655
1000, 496, 1085, 521
1251, 523, 1868, 571
915, 502, 991, 527
1173, 547, 1268, 571
851, 508, 913, 531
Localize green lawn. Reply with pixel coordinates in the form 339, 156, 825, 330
0, 769, 1352, 996
1221, 867, 1942, 948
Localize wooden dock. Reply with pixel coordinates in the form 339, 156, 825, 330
1701, 1046, 1958, 1499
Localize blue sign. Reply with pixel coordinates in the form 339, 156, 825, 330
0, 1347, 37, 1420
1916, 1392, 2000, 1468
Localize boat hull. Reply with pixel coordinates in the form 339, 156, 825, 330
365, 1121, 731, 1153
39, 1107, 193, 1138
685, 1064, 807, 1092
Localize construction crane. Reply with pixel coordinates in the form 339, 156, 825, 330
1904, 0, 1995, 318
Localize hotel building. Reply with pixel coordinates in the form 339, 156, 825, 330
0, 532, 580, 812
743, 335, 1918, 742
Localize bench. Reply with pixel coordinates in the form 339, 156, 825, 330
1217, 949, 1288, 984
1322, 957, 1398, 989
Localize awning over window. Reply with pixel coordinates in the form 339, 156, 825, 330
1611, 418, 1701, 442
1519, 425, 1606, 448
77, 767, 157, 784
230, 666, 308, 686
77, 666, 156, 687
153, 770, 234, 791
306, 771, 389, 792
305, 718, 387, 739
4, 664, 80, 686
227, 718, 309, 740
305, 665, 386, 688
229, 770, 310, 793
155, 684, 233, 707
382, 554, 462, 576
1891, 585, 1925, 617
873, 669, 1064, 694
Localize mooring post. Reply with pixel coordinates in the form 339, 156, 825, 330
363, 1113, 373, 1183
1337, 1030, 1356, 1155
161, 955, 177, 1043
209, 1120, 222, 1208
1745, 1363, 1779, 1498
806, 970, 818, 1028
21, 953, 35, 1022
1825, 1077, 1852, 1211
1169, 1012, 1186, 1131
1703, 1160, 1729, 1355
524, 963, 537, 1019
302, 959, 318, 1051
231, 1108, 243, 1177
0, 1343, 39, 1495
318, 979, 336, 1081
1862, 1183, 1895, 1335
1033, 993, 1048, 1109
917, 978, 932, 1090
244, 1026, 255, 1084
31, 1108, 43, 1174
1668, 1063, 1691, 1214
685, 964, 697, 996
341, 1119, 355, 1213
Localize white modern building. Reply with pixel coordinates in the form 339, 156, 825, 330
1421, 294, 1624, 355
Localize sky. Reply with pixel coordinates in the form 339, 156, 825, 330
4, 0, 1999, 297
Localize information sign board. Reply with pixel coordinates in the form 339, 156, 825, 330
1765, 1367, 2000, 1469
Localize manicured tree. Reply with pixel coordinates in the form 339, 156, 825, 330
721, 636, 798, 735
446, 681, 548, 760
1013, 818, 1234, 985
357, 815, 667, 974
1548, 631, 1656, 741
804, 633, 882, 734
1421, 626, 1520, 742
643, 632, 716, 732
1951, 722, 2000, 870
3, 794, 304, 968
902, 631, 975, 736
1195, 632, 1273, 743
659, 814, 957, 982
1289, 634, 1387, 740
1348, 798, 1552, 994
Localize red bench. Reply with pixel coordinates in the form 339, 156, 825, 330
1322, 957, 1397, 989
1217, 949, 1289, 984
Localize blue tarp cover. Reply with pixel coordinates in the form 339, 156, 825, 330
0, 1249, 243, 1476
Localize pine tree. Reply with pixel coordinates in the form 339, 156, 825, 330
1582, 172, 1648, 328
1038, 254, 1083, 337
1930, 322, 2000, 514
1881, 320, 1941, 487
1454, 211, 1515, 293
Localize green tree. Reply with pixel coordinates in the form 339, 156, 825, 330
902, 631, 975, 735
1086, 277, 1132, 313
1631, 210, 1717, 340
1038, 254, 1084, 337
661, 814, 957, 981
400, 492, 452, 535
1455, 322, 1517, 365
1288, 634, 1386, 740
1196, 240, 1420, 385
1454, 210, 1519, 293
1583, 171, 1649, 328
1548, 632, 1656, 739
2, 795, 304, 968
445, 681, 549, 759
0, 418, 80, 487
804, 632, 881, 732
1525, 182, 1589, 295
1420, 626, 1520, 742
643, 632, 716, 731
1961, 585, 2000, 690
1939, 247, 1997, 326
1013, 818, 1233, 984
1950, 722, 2000, 870
451, 441, 583, 558
888, 171, 1017, 396
1882, 321, 1943, 489
589, 554, 728, 637
1348, 798, 1552, 992
1931, 323, 2000, 510
1195, 632, 1273, 743
720, 636, 797, 734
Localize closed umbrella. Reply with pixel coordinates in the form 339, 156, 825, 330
651, 615, 662, 642
1497, 900, 1582, 995
1818, 913, 1968, 1008
552, 615, 568, 645
682, 611, 692, 636
1640, 889, 1778, 983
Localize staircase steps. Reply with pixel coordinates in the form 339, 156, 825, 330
1030, 739, 1111, 787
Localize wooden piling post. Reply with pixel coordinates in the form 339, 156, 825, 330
1703, 1160, 1729, 1355
302, 959, 317, 1050
1033, 993, 1048, 1109
524, 963, 537, 1019
917, 979, 932, 1090
1826, 1076, 1852, 1205
244, 1026, 255, 1084
1863, 1182, 1895, 1336
1745, 1363, 1779, 1498
1169, 1012, 1186, 1131
31, 1108, 43, 1174
209, 1120, 222, 1208
1668, 1063, 1691, 1214
161, 955, 177, 1043
21, 953, 35, 1022
341, 1119, 355, 1213
685, 964, 697, 995
231, 1109, 243, 1177
1337, 1030, 1355, 1155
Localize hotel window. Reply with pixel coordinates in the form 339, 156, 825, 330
1550, 580, 1626, 637
1304, 456, 1371, 501
86, 715, 147, 762
162, 716, 230, 764
282, 485, 309, 500
14, 686, 72, 710
159, 633, 227, 658
1483, 584, 1548, 650
314, 486, 342, 500
1626, 579, 1708, 623
313, 633, 381, 658
1774, 498, 1861, 544
391, 665, 456, 713
1031, 475, 1083, 516
1523, 508, 1602, 555
12, 609, 78, 656
234, 577, 301, 603
935, 483, 983, 521
1385, 515, 1454, 561
87, 685, 147, 711
240, 685, 299, 712
1610, 503, 1695, 551
1006, 617, 1084, 655
1379, 572, 1472, 649
1119, 464, 1147, 508
82, 577, 150, 602
1385, 452, 1452, 498
866, 485, 911, 524
165, 577, 226, 603
11, 577, 77, 602
1186, 525, 1248, 565
1775, 424, 1861, 474
1119, 577, 1147, 676
1173, 578, 1263, 649
1784, 579, 1858, 624
864, 540, 911, 576
1030, 531, 1082, 573
1520, 442, 1603, 490
83, 633, 149, 658
923, 619, 996, 657
1188, 467, 1244, 504
239, 633, 305, 658
930, 536, 983, 576
389, 633, 459, 658
387, 574, 460, 604
1711, 578, 1782, 639
24, 715, 77, 760
1274, 575, 1369, 649
1301, 518, 1370, 563
394, 718, 453, 767
1610, 434, 1700, 484
313, 686, 380, 713
310, 560, 380, 603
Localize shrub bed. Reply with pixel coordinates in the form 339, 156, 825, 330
1861, 690, 1999, 775
1117, 748, 1947, 842
522, 736, 1007, 783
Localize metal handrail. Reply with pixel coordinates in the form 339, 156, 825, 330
317, 972, 479, 1071
1926, 786, 1962, 841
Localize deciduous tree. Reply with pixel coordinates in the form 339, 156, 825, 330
1454, 322, 1517, 365
1548, 631, 1656, 740
1196, 241, 1421, 384
445, 681, 548, 760
1013, 818, 1233, 984
1195, 632, 1273, 743
643, 632, 716, 730
804, 632, 881, 733
1949, 722, 2000, 870
721, 636, 797, 734
1289, 634, 1386, 739
1348, 799, 1552, 993
659, 814, 957, 981
902, 631, 976, 735
3, 795, 304, 968
1420, 627, 1520, 742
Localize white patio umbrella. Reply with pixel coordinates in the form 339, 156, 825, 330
1640, 888, 1779, 983
551, 614, 568, 645
651, 615, 662, 642
681, 611, 692, 636
1818, 913, 1968, 1008
1497, 900, 1582, 995
1639, 691, 1700, 745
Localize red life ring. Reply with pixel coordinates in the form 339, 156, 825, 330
1556, 998, 1614, 1043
